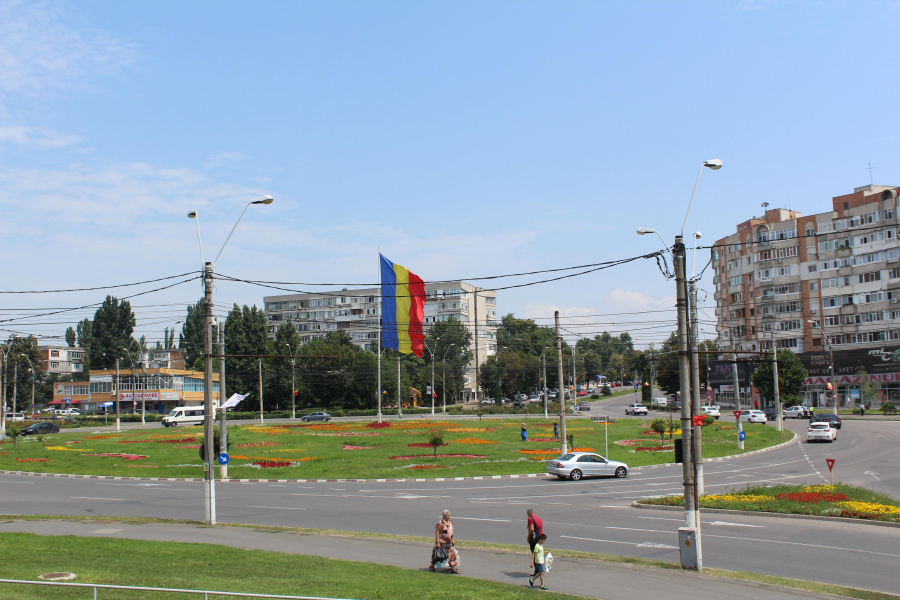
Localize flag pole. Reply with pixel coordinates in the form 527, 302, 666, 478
377, 245, 382, 423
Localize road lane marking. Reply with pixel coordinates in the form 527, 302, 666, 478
247, 506, 306, 510
561, 535, 633, 546
707, 521, 765, 528
89, 528, 124, 534
547, 503, 571, 505
70, 497, 126, 501
291, 492, 449, 499
636, 542, 678, 549
452, 517, 512, 522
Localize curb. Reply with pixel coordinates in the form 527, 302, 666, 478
0, 469, 551, 484
630, 501, 900, 529
632, 430, 798, 471
0, 431, 797, 484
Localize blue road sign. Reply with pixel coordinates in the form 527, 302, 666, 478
739, 431, 746, 441
218, 453, 229, 465
633, 384, 639, 390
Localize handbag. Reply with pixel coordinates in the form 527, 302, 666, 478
432, 546, 449, 563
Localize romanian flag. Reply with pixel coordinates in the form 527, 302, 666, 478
380, 254, 425, 357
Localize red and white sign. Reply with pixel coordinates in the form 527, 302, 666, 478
733, 410, 742, 419
826, 458, 835, 472
118, 392, 160, 402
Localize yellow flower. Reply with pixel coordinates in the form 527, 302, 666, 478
836, 501, 900, 515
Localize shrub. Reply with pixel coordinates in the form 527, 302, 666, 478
650, 417, 667, 442
881, 401, 896, 413
590, 394, 600, 400
601, 386, 612, 397
702, 415, 716, 427
4, 422, 26, 449
428, 429, 445, 460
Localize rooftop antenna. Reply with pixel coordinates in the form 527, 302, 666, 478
868, 162, 875, 185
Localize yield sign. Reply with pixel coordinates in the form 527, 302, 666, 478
733, 411, 742, 419
826, 458, 835, 472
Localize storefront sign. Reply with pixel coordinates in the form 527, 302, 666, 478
118, 392, 160, 402
709, 361, 751, 387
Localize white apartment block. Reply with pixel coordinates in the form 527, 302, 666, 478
263, 281, 498, 400
713, 184, 900, 407
40, 346, 86, 377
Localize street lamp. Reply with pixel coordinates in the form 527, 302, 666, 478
285, 343, 296, 419
441, 343, 456, 414
691, 232, 702, 279
19, 354, 36, 415
0, 343, 12, 436
423, 338, 440, 415
188, 194, 274, 526
681, 159, 722, 237
809, 320, 837, 415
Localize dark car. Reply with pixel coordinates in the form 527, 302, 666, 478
301, 411, 332, 422
763, 407, 782, 421
20, 422, 60, 435
670, 401, 682, 411
810, 413, 842, 429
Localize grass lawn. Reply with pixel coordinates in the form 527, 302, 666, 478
0, 532, 585, 600
637, 483, 900, 523
0, 417, 792, 479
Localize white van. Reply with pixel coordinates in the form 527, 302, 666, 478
162, 406, 208, 427
4, 412, 25, 422
652, 397, 669, 407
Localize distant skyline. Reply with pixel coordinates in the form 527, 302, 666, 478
2, 0, 898, 348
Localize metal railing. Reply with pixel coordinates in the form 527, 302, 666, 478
0, 579, 359, 600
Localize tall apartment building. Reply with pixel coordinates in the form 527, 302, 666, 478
712, 184, 900, 408
263, 282, 498, 401
40, 346, 86, 377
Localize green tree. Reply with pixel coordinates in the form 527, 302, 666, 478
428, 429, 444, 460
270, 322, 304, 411
653, 333, 680, 395
3, 335, 45, 411
650, 417, 667, 442
297, 331, 378, 410
751, 349, 808, 403
496, 314, 560, 357
223, 304, 272, 410
65, 327, 76, 347
180, 300, 207, 367
856, 367, 879, 407
76, 318, 93, 349
424, 320, 474, 404
88, 296, 137, 369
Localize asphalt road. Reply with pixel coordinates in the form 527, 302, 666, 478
2, 415, 900, 594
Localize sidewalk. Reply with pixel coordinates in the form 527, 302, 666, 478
0, 519, 842, 600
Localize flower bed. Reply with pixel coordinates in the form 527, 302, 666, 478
154, 438, 200, 444
638, 484, 900, 522
451, 437, 498, 445
176, 444, 201, 449
366, 422, 391, 429
389, 454, 486, 460
528, 438, 557, 442
343, 445, 379, 450
517, 448, 560, 455
635, 445, 674, 452
407, 464, 446, 470
234, 441, 282, 448
15, 458, 49, 462
85, 435, 121, 440
45, 446, 92, 452
84, 453, 148, 460
407, 442, 448, 448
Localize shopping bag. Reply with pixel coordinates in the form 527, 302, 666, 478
545, 552, 553, 572
432, 546, 449, 563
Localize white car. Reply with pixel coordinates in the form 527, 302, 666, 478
547, 452, 630, 480
529, 394, 542, 404
739, 410, 768, 424
783, 406, 808, 419
700, 405, 720, 419
806, 422, 837, 443
625, 403, 648, 415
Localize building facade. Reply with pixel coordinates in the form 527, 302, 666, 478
40, 346, 86, 377
712, 184, 900, 407
51, 368, 220, 413
263, 281, 498, 401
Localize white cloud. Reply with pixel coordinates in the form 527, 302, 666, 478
523, 304, 595, 319
0, 126, 83, 148
604, 289, 668, 310
0, 0, 135, 94
204, 152, 245, 168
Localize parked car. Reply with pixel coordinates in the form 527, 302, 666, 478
739, 410, 768, 424
806, 422, 837, 443
20, 422, 60, 435
301, 411, 332, 422
578, 402, 591, 411
480, 398, 494, 406
547, 452, 630, 480
515, 393, 529, 402
810, 413, 842, 429
625, 403, 648, 416
529, 394, 542, 404
652, 397, 669, 407
670, 401, 682, 411
700, 405, 720, 419
4, 412, 25, 422
762, 407, 782, 421
783, 406, 809, 419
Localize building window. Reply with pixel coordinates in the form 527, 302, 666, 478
50, 362, 59, 369
886, 208, 894, 220
50, 350, 60, 357
812, 338, 822, 347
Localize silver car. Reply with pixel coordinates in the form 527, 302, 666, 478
547, 452, 630, 481
301, 411, 332, 422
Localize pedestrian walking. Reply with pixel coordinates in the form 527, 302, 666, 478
429, 510, 460, 574
860, 403, 866, 416
520, 422, 528, 442
528, 533, 549, 590
553, 423, 559, 440
526, 508, 544, 575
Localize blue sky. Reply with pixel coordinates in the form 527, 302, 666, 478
2, 0, 899, 347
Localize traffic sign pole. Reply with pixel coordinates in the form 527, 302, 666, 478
826, 458, 835, 485
733, 410, 744, 450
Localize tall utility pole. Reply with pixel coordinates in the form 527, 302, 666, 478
542, 348, 549, 419
772, 331, 782, 431
0, 349, 7, 436
689, 282, 704, 496
397, 355, 402, 417
114, 359, 120, 431
219, 329, 228, 480
571, 347, 577, 398
423, 339, 440, 416
473, 289, 479, 403
555, 312, 567, 455
674, 236, 699, 568
12, 362, 18, 415
441, 343, 455, 414
202, 262, 216, 526
258, 357, 264, 424
286, 343, 296, 419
